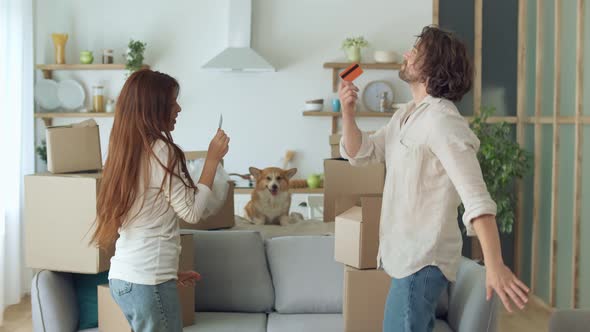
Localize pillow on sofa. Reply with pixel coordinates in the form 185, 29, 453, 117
191, 230, 275, 312
72, 271, 109, 329
265, 236, 344, 314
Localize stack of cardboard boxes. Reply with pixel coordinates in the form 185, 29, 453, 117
25, 122, 235, 330
326, 140, 392, 332
335, 195, 392, 332
25, 120, 107, 273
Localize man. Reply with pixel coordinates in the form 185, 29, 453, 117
339, 26, 529, 332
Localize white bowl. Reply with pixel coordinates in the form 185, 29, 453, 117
304, 103, 323, 111
374, 50, 399, 63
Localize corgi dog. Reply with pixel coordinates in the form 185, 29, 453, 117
244, 167, 299, 226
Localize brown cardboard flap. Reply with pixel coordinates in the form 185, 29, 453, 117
180, 182, 235, 230
336, 206, 363, 224
323, 159, 385, 222
335, 193, 383, 219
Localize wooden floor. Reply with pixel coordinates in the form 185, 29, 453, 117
2, 295, 552, 332
0, 297, 32, 332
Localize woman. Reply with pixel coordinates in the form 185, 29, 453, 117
91, 69, 229, 332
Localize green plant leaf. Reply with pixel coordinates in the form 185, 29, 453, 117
461, 106, 533, 234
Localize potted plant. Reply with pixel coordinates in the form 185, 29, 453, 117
125, 39, 147, 73
459, 107, 532, 260
341, 36, 368, 63
36, 140, 47, 163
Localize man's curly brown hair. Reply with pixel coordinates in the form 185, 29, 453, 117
414, 26, 473, 102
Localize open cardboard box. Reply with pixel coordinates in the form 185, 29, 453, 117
335, 195, 382, 269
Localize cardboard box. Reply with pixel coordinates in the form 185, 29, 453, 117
343, 266, 392, 332
329, 134, 342, 158
331, 132, 375, 159
179, 182, 235, 230
184, 150, 224, 166
323, 159, 385, 222
46, 119, 102, 173
97, 284, 130, 332
178, 232, 196, 327
335, 196, 382, 269
24, 172, 114, 273
97, 233, 195, 331
181, 150, 234, 230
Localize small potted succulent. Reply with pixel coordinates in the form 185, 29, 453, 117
341, 36, 369, 62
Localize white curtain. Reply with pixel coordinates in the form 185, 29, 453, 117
0, 0, 34, 325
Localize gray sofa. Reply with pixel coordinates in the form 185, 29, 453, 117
549, 309, 590, 332
32, 231, 498, 332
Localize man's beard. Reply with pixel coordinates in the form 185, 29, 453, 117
398, 61, 419, 83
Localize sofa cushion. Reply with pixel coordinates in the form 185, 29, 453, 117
31, 271, 79, 332
436, 284, 449, 318
448, 257, 498, 332
265, 236, 343, 314
191, 230, 274, 312
267, 313, 343, 332
434, 319, 453, 332
184, 312, 266, 332
72, 271, 109, 329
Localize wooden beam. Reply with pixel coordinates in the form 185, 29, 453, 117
474, 0, 483, 115
41, 70, 52, 79
549, 0, 562, 307
531, 0, 544, 294
572, 0, 585, 309
515, 0, 527, 279
433, 0, 440, 26
525, 116, 590, 124
465, 116, 518, 123
332, 69, 339, 93
331, 117, 338, 135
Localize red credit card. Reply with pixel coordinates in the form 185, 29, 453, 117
339, 63, 363, 81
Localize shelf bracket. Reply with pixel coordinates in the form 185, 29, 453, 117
331, 117, 338, 135
42, 70, 52, 79
41, 117, 52, 126
332, 69, 339, 93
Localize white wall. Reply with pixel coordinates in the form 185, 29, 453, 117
34, 0, 432, 178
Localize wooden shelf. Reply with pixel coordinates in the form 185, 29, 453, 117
323, 62, 402, 70
35, 112, 114, 126
35, 112, 114, 118
303, 111, 394, 118
36, 64, 150, 78
306, 62, 402, 135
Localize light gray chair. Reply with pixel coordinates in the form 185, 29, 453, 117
549, 309, 590, 332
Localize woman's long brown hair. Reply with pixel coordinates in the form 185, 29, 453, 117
91, 69, 196, 249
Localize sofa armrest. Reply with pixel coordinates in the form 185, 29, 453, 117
447, 258, 498, 332
31, 270, 79, 332
549, 309, 590, 332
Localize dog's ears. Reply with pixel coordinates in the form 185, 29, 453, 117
249, 167, 262, 178
285, 168, 297, 180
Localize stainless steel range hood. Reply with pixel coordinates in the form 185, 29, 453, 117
202, 0, 275, 72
